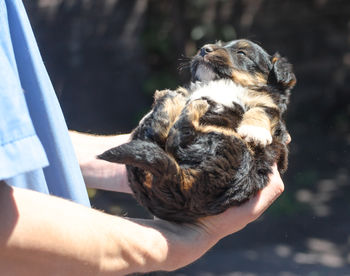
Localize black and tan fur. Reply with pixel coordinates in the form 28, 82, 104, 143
99, 39, 296, 222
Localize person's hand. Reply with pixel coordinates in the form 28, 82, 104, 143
134, 163, 284, 271
197, 163, 284, 240
69, 131, 133, 193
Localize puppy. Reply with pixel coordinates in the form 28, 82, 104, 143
99, 39, 296, 223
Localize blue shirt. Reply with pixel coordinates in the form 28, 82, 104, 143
0, 0, 90, 207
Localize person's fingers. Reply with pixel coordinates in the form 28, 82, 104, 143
243, 163, 284, 221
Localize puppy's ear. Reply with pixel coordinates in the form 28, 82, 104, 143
269, 53, 296, 90
98, 140, 179, 177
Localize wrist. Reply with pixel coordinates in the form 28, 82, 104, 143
69, 131, 132, 193
69, 131, 130, 164
133, 219, 218, 272
98, 217, 169, 275
82, 160, 131, 193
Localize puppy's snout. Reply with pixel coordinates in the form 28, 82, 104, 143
200, 45, 213, 57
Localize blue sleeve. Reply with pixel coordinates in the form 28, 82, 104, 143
0, 0, 90, 207
0, 0, 48, 180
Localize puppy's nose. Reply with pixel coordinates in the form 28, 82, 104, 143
200, 45, 213, 57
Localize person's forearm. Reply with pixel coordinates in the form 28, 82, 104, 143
0, 182, 210, 275
0, 163, 284, 275
69, 131, 132, 193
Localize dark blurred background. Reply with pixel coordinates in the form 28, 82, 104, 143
25, 0, 350, 275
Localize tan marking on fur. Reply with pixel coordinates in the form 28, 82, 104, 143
187, 99, 241, 140
186, 99, 210, 123
271, 56, 279, 64
242, 91, 280, 134
207, 48, 232, 65
244, 91, 277, 109
236, 90, 279, 139
193, 123, 254, 153
143, 172, 153, 189
164, 95, 187, 122
255, 73, 268, 85
236, 40, 251, 49
154, 87, 189, 101
239, 106, 280, 142
239, 108, 271, 130
213, 48, 231, 56
286, 78, 297, 88
232, 70, 267, 87
179, 169, 198, 191
154, 89, 169, 100
197, 125, 241, 138
158, 91, 187, 139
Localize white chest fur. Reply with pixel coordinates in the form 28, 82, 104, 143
189, 80, 248, 110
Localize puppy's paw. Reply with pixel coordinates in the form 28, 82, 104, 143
237, 125, 272, 146
154, 89, 172, 100
183, 99, 209, 123
189, 99, 210, 118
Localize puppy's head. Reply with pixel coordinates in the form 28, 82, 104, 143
191, 39, 296, 92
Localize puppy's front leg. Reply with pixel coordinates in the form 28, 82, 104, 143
166, 99, 210, 152
133, 88, 188, 147
237, 107, 276, 146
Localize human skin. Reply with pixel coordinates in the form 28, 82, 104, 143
0, 132, 284, 275
69, 131, 132, 193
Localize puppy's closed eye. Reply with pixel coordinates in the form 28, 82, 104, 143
237, 50, 247, 56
